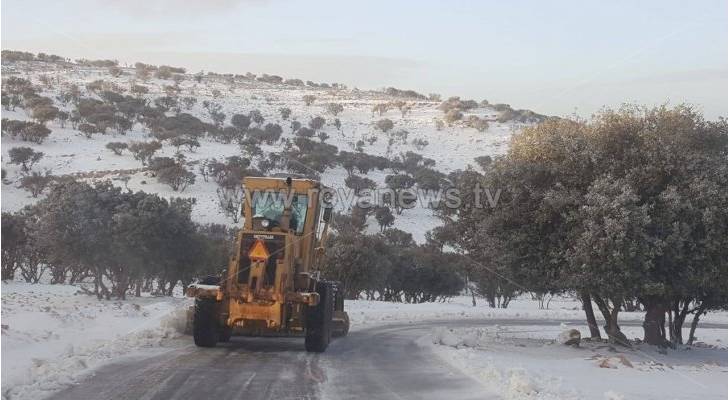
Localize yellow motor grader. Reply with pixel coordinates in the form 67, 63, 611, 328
186, 176, 349, 352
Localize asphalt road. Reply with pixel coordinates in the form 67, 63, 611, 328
51, 319, 728, 400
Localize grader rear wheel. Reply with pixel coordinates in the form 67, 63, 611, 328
193, 298, 219, 347
305, 282, 333, 352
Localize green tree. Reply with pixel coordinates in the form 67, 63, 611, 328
442, 106, 728, 346
128, 141, 162, 166
8, 147, 43, 172
374, 206, 395, 232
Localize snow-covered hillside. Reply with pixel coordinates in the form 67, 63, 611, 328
2, 60, 519, 241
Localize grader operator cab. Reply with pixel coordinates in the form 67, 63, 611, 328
187, 176, 349, 352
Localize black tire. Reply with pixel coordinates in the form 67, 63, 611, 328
193, 298, 218, 347
305, 282, 333, 352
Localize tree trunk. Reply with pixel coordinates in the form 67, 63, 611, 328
486, 294, 495, 308
687, 303, 708, 345
94, 267, 109, 300
50, 265, 67, 284
166, 280, 177, 296
156, 278, 167, 295
623, 298, 639, 312
69, 267, 81, 284
115, 270, 129, 300
580, 291, 601, 339
606, 308, 624, 344
669, 299, 690, 345
1, 257, 16, 281
94, 274, 101, 300
642, 296, 670, 347
97, 275, 111, 300
593, 295, 629, 345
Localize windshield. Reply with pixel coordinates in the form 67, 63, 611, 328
251, 191, 308, 234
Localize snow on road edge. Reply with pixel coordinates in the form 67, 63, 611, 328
1, 283, 190, 400
420, 325, 728, 400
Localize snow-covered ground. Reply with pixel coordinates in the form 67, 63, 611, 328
1, 282, 189, 400
350, 296, 728, 400
348, 297, 728, 400
350, 296, 728, 399
425, 325, 728, 400
2, 281, 726, 400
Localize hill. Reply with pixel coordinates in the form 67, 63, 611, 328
1, 51, 546, 242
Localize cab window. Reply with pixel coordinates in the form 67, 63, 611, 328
251, 191, 308, 234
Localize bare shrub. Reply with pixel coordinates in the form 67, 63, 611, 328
309, 116, 326, 131
372, 103, 389, 116
20, 172, 53, 197
302, 95, 316, 106
326, 103, 344, 116
376, 118, 394, 133
444, 109, 463, 125
279, 107, 292, 120
467, 116, 489, 132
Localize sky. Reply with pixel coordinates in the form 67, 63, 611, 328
2, 0, 727, 119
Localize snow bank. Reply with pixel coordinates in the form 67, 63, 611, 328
422, 325, 728, 400
1, 282, 190, 400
